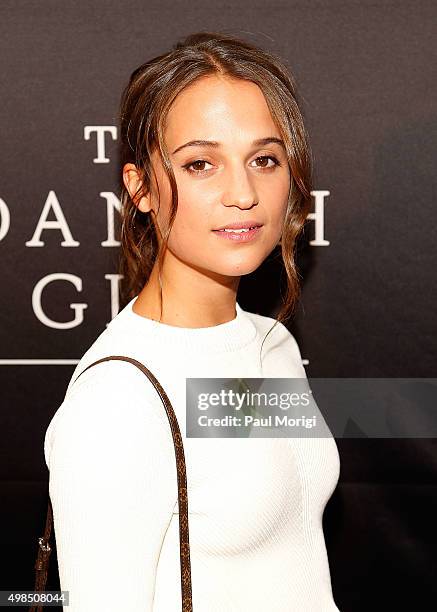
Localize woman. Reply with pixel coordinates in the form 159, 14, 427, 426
44, 31, 341, 611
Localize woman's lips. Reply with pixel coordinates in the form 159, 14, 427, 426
212, 226, 263, 242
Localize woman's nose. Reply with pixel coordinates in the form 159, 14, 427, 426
221, 167, 258, 208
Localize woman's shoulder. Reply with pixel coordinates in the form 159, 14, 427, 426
242, 307, 307, 377
63, 297, 158, 393
44, 344, 170, 471
243, 308, 285, 334
243, 307, 302, 350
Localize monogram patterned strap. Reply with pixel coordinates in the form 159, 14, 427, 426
30, 355, 193, 612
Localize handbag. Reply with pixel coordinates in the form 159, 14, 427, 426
30, 355, 193, 612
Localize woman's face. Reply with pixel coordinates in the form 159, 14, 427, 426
131, 74, 290, 278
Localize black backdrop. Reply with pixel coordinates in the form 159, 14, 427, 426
1, 1, 436, 610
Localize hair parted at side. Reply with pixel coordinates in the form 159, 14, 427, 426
117, 30, 313, 350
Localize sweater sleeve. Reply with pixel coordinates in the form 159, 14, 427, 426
44, 360, 178, 612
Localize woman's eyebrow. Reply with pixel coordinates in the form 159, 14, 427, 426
172, 137, 285, 155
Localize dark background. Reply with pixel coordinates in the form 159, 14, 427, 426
1, 1, 436, 610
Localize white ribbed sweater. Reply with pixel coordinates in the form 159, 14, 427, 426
44, 297, 341, 611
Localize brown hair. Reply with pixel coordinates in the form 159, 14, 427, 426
117, 31, 313, 361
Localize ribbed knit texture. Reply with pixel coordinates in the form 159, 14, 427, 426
44, 297, 341, 611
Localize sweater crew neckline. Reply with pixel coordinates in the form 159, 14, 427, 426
113, 296, 258, 353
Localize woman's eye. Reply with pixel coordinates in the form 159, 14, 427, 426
182, 159, 212, 174
252, 155, 281, 169
182, 155, 281, 175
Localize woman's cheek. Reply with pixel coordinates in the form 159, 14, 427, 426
166, 216, 204, 257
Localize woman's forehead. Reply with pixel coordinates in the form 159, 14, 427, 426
164, 76, 278, 148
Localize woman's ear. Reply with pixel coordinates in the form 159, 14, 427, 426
122, 163, 152, 213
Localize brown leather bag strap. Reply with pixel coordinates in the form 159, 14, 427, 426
30, 355, 193, 612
